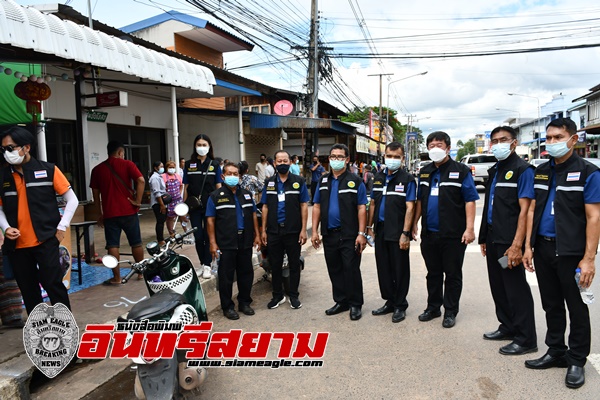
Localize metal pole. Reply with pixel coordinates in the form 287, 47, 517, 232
171, 87, 179, 165
537, 98, 541, 158
312, 0, 319, 118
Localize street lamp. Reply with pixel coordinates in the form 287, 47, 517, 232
386, 71, 428, 128
507, 93, 541, 157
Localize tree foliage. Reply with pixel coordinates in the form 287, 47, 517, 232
456, 138, 476, 160
340, 106, 422, 144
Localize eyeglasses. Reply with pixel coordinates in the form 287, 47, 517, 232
0, 145, 22, 154
329, 155, 347, 161
490, 137, 514, 145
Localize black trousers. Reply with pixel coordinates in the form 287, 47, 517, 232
152, 203, 168, 242
374, 225, 410, 310
10, 237, 70, 314
535, 238, 590, 367
322, 231, 364, 307
310, 181, 318, 203
218, 235, 254, 311
267, 232, 301, 299
190, 209, 211, 266
420, 233, 466, 316
485, 235, 537, 347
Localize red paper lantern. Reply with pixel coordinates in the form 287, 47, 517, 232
14, 80, 52, 124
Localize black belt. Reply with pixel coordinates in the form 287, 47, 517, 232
237, 230, 244, 235
329, 227, 342, 232
538, 235, 555, 242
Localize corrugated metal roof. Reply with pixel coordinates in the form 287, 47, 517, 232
249, 113, 356, 135
0, 0, 215, 94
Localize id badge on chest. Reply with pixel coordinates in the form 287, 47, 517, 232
431, 187, 439, 196
278, 193, 285, 202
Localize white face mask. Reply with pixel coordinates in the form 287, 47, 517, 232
196, 146, 209, 156
4, 149, 24, 165
428, 147, 447, 163
167, 168, 176, 175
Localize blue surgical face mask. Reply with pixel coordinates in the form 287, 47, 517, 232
546, 138, 572, 158
385, 158, 402, 171
224, 176, 239, 187
491, 142, 513, 161
158, 167, 164, 174
330, 160, 346, 171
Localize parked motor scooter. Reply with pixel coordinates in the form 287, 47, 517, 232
254, 204, 304, 296
102, 203, 208, 400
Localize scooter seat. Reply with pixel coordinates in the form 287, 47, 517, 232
127, 289, 187, 321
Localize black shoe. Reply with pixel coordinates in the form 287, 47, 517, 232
392, 309, 406, 323
499, 342, 538, 356
442, 314, 456, 328
565, 366, 585, 389
525, 353, 568, 369
372, 304, 394, 316
239, 305, 255, 316
483, 330, 515, 341
325, 303, 350, 316
267, 296, 286, 309
418, 309, 441, 322
350, 306, 362, 321
223, 309, 240, 320
290, 297, 302, 309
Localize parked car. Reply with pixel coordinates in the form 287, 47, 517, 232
459, 154, 497, 187
415, 160, 432, 175
584, 157, 600, 168
530, 158, 549, 167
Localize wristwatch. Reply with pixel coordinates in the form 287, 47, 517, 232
358, 231, 368, 238
401, 231, 411, 237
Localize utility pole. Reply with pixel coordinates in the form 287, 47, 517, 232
308, 0, 319, 118
368, 73, 393, 159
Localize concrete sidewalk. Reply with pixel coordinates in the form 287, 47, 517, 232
0, 207, 315, 399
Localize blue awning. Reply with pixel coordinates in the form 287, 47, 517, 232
215, 79, 262, 96
249, 113, 356, 135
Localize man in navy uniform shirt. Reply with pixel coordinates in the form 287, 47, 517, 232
523, 118, 600, 389
261, 150, 309, 310
309, 155, 326, 204
206, 163, 261, 320
412, 131, 479, 328
311, 144, 368, 321
367, 142, 417, 323
479, 126, 537, 356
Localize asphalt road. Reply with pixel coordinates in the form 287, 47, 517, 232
84, 194, 600, 400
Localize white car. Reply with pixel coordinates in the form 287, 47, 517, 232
530, 158, 549, 167
584, 158, 600, 168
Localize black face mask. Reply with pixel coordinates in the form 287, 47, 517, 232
260, 158, 266, 162
276, 164, 290, 174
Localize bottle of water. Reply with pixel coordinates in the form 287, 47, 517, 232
211, 251, 220, 275
366, 234, 375, 247
575, 268, 595, 305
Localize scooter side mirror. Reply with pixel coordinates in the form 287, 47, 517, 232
101, 255, 119, 269
174, 203, 189, 217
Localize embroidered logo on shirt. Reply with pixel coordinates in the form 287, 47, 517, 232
567, 172, 581, 181
268, 181, 275, 187
505, 171, 514, 180
217, 198, 229, 203
535, 174, 549, 180
420, 174, 430, 179
209, 165, 214, 172
347, 181, 356, 188
449, 172, 459, 179
190, 163, 197, 169
395, 184, 404, 192
34, 170, 48, 179
244, 194, 251, 200
322, 177, 328, 183
292, 182, 300, 189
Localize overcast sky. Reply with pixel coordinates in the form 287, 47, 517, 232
14, 0, 600, 143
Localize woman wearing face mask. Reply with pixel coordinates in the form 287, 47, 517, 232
162, 160, 189, 237
183, 134, 222, 278
149, 161, 168, 245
